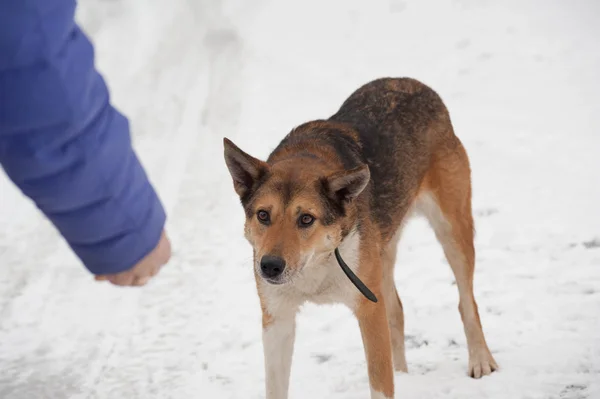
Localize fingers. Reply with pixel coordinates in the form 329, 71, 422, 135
108, 272, 136, 287
94, 265, 162, 287
132, 265, 162, 286
132, 276, 151, 286
95, 271, 137, 287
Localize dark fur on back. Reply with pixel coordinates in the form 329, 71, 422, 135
266, 77, 456, 241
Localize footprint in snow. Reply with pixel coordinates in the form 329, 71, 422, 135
455, 39, 471, 49
475, 208, 498, 217
313, 353, 333, 364
406, 334, 429, 349
413, 363, 437, 375
560, 384, 587, 399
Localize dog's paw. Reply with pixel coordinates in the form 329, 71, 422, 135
468, 350, 498, 379
393, 352, 408, 373
394, 361, 408, 373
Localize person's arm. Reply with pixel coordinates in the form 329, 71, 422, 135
0, 0, 167, 276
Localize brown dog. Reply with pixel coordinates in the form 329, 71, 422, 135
223, 77, 498, 399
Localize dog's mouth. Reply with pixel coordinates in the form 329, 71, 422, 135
259, 266, 300, 286
263, 275, 287, 285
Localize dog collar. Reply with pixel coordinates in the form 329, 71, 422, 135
334, 248, 378, 303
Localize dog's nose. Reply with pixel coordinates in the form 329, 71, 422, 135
260, 255, 286, 279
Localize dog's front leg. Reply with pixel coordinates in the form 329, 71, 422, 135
356, 296, 395, 399
262, 312, 297, 399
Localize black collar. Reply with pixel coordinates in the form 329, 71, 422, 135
334, 248, 378, 303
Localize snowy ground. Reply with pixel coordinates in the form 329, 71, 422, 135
1, 0, 599, 398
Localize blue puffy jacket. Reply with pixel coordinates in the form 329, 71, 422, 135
0, 0, 167, 275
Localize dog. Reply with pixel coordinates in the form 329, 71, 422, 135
223, 77, 498, 399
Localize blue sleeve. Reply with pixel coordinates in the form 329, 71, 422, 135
0, 0, 167, 275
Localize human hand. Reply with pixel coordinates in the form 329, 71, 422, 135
94, 230, 172, 286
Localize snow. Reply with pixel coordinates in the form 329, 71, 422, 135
1, 0, 599, 398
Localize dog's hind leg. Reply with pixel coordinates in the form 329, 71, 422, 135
260, 301, 297, 399
418, 137, 498, 379
382, 227, 408, 372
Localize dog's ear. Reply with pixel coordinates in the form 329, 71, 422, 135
324, 164, 370, 203
223, 138, 270, 199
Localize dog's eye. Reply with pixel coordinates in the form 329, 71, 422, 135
298, 214, 315, 227
257, 210, 270, 224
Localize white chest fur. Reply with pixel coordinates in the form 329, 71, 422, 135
260, 231, 363, 317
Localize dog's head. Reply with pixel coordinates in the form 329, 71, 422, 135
223, 137, 369, 285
